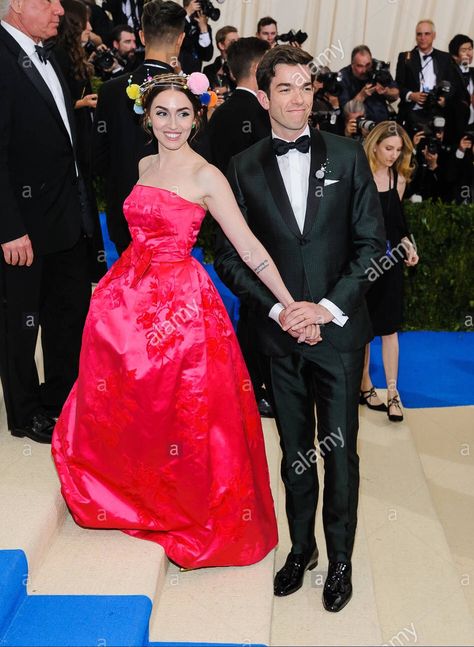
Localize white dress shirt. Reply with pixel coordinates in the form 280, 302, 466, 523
407, 48, 436, 109
268, 125, 348, 328
1, 21, 74, 147
185, 15, 211, 48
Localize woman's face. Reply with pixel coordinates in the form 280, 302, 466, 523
374, 135, 403, 168
148, 89, 195, 150
81, 20, 92, 45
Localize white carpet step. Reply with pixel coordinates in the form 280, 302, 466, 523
149, 418, 281, 645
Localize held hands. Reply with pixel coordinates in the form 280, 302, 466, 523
1, 234, 34, 266
278, 302, 334, 346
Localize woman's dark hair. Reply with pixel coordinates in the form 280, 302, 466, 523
57, 0, 93, 81
256, 45, 314, 96
142, 77, 204, 141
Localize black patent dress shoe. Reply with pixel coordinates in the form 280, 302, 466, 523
258, 397, 274, 418
323, 561, 352, 612
11, 413, 55, 444
274, 546, 319, 596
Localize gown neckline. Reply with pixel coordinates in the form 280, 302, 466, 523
134, 184, 206, 211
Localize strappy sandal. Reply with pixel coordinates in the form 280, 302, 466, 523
359, 387, 388, 412
387, 394, 403, 422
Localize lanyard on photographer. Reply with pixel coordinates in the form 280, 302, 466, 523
419, 55, 433, 90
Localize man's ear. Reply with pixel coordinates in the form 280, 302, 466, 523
177, 31, 185, 50
138, 29, 145, 47
257, 89, 270, 111
112, 40, 119, 50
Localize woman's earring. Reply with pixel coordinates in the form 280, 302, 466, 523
147, 120, 152, 128
192, 122, 196, 129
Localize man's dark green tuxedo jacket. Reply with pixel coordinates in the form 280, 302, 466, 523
214, 128, 386, 356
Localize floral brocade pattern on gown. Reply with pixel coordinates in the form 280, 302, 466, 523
52, 185, 278, 568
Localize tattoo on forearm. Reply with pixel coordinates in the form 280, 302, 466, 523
254, 260, 269, 274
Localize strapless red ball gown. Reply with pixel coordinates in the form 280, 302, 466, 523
52, 185, 278, 569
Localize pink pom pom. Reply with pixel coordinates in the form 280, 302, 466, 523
187, 72, 209, 95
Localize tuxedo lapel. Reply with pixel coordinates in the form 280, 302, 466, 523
49, 53, 78, 149
261, 139, 302, 239
302, 128, 327, 237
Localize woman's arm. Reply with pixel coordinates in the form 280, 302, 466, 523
397, 174, 419, 266
199, 164, 294, 308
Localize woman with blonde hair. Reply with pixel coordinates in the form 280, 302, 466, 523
360, 121, 419, 422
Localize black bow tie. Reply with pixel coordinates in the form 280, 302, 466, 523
35, 42, 53, 64
422, 53, 432, 62
272, 135, 311, 156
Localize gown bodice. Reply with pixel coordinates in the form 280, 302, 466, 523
123, 185, 206, 262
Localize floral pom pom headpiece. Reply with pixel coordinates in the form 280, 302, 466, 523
126, 72, 218, 114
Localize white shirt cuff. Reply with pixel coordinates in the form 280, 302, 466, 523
199, 32, 211, 47
319, 298, 348, 327
406, 91, 413, 102
269, 303, 284, 326
456, 149, 465, 159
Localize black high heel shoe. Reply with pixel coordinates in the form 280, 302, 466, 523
387, 394, 404, 422
359, 387, 388, 412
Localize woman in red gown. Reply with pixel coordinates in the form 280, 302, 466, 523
52, 73, 319, 569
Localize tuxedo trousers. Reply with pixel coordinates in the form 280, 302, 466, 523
263, 340, 364, 562
0, 237, 91, 429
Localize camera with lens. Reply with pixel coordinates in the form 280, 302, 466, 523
355, 116, 376, 134
414, 117, 446, 155
277, 29, 308, 46
316, 70, 343, 96
84, 40, 116, 73
193, 0, 222, 21
424, 80, 452, 111
368, 59, 393, 87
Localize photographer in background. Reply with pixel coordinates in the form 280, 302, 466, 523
444, 132, 474, 204
203, 25, 239, 97
447, 34, 474, 145
97, 24, 140, 79
406, 118, 450, 201
311, 67, 344, 135
256, 16, 277, 48
339, 45, 399, 124
343, 100, 373, 141
395, 19, 455, 137
179, 0, 213, 73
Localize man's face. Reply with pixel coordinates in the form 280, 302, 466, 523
416, 22, 435, 52
219, 31, 239, 57
258, 63, 313, 136
456, 41, 473, 65
11, 0, 64, 41
258, 23, 277, 47
114, 31, 137, 57
351, 53, 372, 80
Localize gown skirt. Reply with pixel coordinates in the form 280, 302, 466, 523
52, 185, 278, 569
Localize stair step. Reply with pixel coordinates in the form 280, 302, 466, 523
1, 594, 151, 647
149, 419, 281, 645
0, 551, 27, 636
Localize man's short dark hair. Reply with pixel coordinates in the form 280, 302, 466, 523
256, 45, 314, 96
257, 16, 277, 33
111, 24, 134, 43
448, 34, 473, 57
215, 25, 238, 46
142, 0, 186, 45
351, 45, 372, 61
227, 37, 269, 83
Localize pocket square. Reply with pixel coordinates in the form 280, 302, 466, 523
324, 179, 340, 186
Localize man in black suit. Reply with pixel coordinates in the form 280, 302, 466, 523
207, 36, 271, 416
92, 0, 185, 254
103, 0, 143, 37
215, 46, 385, 611
203, 25, 238, 95
0, 0, 93, 442
448, 34, 474, 142
395, 19, 455, 134
179, 0, 213, 74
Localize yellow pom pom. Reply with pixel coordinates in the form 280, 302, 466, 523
208, 91, 218, 108
126, 83, 141, 100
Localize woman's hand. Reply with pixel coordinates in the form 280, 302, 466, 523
75, 93, 98, 110
402, 237, 419, 266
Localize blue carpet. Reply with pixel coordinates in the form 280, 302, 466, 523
370, 331, 474, 408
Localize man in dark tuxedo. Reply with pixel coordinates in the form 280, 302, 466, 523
92, 0, 185, 254
207, 36, 271, 417
395, 19, 455, 134
0, 0, 93, 442
215, 46, 385, 611
103, 0, 143, 37
179, 0, 213, 74
203, 25, 238, 95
